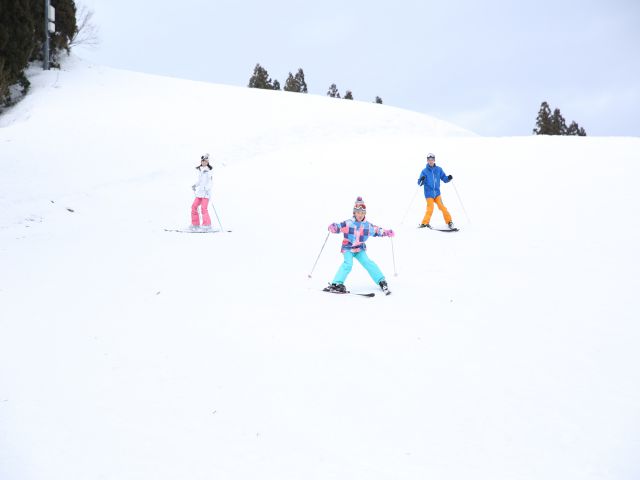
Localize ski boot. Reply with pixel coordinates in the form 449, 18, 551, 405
418, 223, 432, 229
379, 280, 391, 296
447, 221, 456, 230
324, 283, 347, 293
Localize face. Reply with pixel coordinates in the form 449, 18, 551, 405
201, 159, 209, 168
427, 157, 435, 165
354, 210, 366, 221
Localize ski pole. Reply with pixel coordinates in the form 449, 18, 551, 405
390, 237, 398, 277
399, 185, 421, 225
451, 180, 471, 224
308, 232, 330, 278
210, 201, 225, 231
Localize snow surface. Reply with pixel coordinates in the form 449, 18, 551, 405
1, 56, 640, 480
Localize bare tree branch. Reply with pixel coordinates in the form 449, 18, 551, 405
70, 4, 100, 49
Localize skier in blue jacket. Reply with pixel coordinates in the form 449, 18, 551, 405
417, 153, 455, 229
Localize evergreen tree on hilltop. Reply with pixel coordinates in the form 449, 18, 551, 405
327, 83, 340, 98
0, 0, 35, 106
533, 101, 553, 135
284, 68, 308, 93
272, 79, 280, 90
283, 72, 298, 92
248, 63, 279, 90
375, 96, 383, 104
566, 120, 587, 136
550, 108, 567, 135
344, 90, 354, 100
294, 68, 307, 93
534, 101, 586, 136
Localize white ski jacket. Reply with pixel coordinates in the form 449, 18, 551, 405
193, 166, 213, 198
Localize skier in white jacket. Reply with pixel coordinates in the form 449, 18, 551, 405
191, 153, 213, 231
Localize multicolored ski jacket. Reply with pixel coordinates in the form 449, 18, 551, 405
418, 164, 450, 199
330, 218, 385, 253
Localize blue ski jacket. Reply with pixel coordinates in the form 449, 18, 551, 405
418, 164, 450, 199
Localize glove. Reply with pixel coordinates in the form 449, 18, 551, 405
418, 176, 425, 186
447, 175, 453, 181
191, 184, 196, 192
328, 223, 339, 233
383, 229, 395, 238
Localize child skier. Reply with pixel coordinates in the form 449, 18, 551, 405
417, 153, 456, 230
191, 153, 213, 231
325, 196, 394, 295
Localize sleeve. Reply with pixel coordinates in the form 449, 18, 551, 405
418, 169, 425, 186
369, 223, 385, 237
329, 221, 350, 234
440, 168, 450, 183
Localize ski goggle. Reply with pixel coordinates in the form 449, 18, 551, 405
201, 153, 210, 161
353, 205, 366, 212
427, 154, 435, 160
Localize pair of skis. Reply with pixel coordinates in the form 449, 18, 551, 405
419, 225, 459, 232
322, 286, 390, 298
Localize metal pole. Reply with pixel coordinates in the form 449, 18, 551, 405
307, 232, 330, 278
210, 201, 225, 232
451, 180, 471, 224
400, 185, 420, 225
390, 237, 398, 277
43, 0, 50, 70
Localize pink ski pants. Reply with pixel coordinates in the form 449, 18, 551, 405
191, 197, 211, 226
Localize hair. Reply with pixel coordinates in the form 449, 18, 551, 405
195, 164, 213, 170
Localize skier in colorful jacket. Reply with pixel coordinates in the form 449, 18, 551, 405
190, 153, 213, 231
417, 153, 455, 230
325, 196, 394, 294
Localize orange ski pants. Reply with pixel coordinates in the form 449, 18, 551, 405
422, 196, 452, 225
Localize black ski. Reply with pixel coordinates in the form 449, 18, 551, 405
322, 288, 375, 297
417, 225, 459, 232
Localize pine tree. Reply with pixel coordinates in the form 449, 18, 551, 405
375, 96, 383, 104
248, 63, 278, 90
566, 121, 579, 136
50, 0, 78, 56
550, 108, 567, 135
344, 90, 354, 100
272, 79, 280, 91
327, 83, 340, 98
534, 101, 586, 136
0, 0, 35, 106
283, 73, 298, 92
567, 121, 587, 136
284, 68, 308, 93
533, 101, 553, 135
294, 68, 307, 93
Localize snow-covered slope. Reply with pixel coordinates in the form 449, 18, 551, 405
1, 56, 639, 480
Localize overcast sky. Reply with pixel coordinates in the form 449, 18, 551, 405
74, 0, 640, 137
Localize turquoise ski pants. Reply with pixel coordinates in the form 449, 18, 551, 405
332, 250, 385, 285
